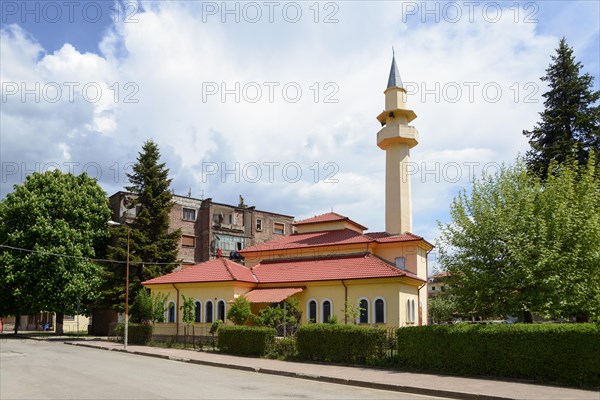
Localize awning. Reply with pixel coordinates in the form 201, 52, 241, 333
242, 287, 304, 303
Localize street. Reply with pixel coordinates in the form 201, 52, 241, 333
1, 338, 445, 400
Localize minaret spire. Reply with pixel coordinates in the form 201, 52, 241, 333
387, 48, 403, 89
376, 51, 419, 234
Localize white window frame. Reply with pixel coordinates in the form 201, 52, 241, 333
256, 218, 263, 231
373, 297, 386, 324
321, 299, 333, 323
273, 222, 285, 235
194, 300, 202, 323
357, 297, 370, 324
182, 207, 196, 221
216, 299, 227, 322
205, 300, 214, 323
306, 298, 318, 323
165, 301, 176, 323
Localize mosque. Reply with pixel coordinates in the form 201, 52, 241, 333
143, 53, 432, 328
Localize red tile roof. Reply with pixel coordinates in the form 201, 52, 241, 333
142, 258, 257, 285
241, 229, 430, 254
251, 253, 423, 283
293, 212, 368, 230
242, 288, 304, 303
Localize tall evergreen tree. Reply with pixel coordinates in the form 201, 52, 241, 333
102, 140, 181, 314
523, 38, 600, 179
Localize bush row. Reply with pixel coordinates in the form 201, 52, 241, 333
396, 323, 600, 387
296, 324, 387, 364
113, 323, 153, 345
217, 326, 276, 356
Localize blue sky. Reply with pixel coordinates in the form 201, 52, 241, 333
1, 1, 599, 263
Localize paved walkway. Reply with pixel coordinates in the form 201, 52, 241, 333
52, 339, 598, 400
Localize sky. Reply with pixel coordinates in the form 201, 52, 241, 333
1, 0, 599, 264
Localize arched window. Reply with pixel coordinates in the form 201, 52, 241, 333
374, 298, 385, 324
307, 299, 317, 323
411, 299, 416, 323
167, 301, 176, 323
194, 301, 202, 323
205, 300, 214, 323
359, 298, 369, 324
217, 300, 226, 322
321, 299, 332, 323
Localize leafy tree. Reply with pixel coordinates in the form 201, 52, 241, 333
524, 37, 600, 179
257, 298, 300, 335
180, 294, 195, 325
428, 295, 456, 324
0, 171, 111, 333
342, 300, 364, 324
439, 157, 599, 322
227, 295, 252, 325
101, 140, 181, 312
130, 288, 167, 324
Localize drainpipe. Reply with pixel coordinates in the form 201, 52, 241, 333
341, 280, 348, 324
417, 281, 426, 326
420, 247, 434, 326
172, 284, 180, 337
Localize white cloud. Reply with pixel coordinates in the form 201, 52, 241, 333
1, 1, 598, 242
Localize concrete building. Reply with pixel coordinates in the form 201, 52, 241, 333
428, 272, 450, 297
108, 192, 294, 265
142, 53, 434, 330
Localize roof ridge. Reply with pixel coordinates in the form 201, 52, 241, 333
221, 258, 236, 280
256, 252, 370, 266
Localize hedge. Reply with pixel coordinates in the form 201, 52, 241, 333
297, 324, 387, 364
396, 323, 600, 387
217, 326, 276, 356
113, 323, 153, 345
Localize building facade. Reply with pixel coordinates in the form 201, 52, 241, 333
142, 53, 434, 331
109, 192, 294, 265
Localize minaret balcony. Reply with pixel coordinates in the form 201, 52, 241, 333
377, 125, 419, 149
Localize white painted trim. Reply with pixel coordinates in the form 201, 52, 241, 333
373, 297, 386, 324
357, 297, 370, 324
194, 300, 202, 323
320, 298, 333, 323
166, 301, 176, 323
306, 298, 318, 323
216, 299, 227, 322
205, 300, 214, 323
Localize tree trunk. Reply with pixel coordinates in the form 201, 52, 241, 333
523, 310, 533, 323
14, 314, 20, 335
55, 313, 64, 335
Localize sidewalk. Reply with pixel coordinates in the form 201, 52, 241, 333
61, 340, 598, 400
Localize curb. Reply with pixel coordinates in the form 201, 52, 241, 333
64, 342, 513, 400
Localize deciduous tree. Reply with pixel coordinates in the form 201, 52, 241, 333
0, 171, 111, 333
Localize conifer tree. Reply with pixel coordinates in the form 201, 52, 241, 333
523, 38, 600, 179
102, 140, 181, 312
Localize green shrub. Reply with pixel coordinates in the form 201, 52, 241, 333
113, 322, 153, 345
218, 326, 276, 356
268, 337, 298, 359
396, 323, 600, 387
297, 324, 387, 364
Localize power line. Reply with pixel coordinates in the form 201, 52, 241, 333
0, 244, 182, 266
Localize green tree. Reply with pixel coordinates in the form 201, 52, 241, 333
102, 140, 181, 312
438, 157, 600, 322
257, 298, 300, 335
428, 295, 456, 324
0, 171, 111, 333
180, 294, 195, 326
524, 37, 600, 180
227, 295, 252, 325
130, 288, 168, 324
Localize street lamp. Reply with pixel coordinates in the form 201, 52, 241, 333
107, 220, 130, 350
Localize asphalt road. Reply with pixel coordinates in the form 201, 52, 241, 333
1, 338, 445, 400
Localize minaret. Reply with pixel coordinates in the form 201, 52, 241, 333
376, 51, 419, 234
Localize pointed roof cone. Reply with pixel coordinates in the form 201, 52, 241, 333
386, 49, 403, 89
